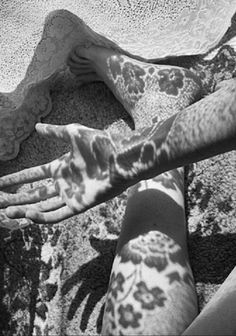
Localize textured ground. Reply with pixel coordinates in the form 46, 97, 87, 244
0, 2, 236, 336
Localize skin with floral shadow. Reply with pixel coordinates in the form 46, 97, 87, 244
0, 9, 122, 161
1, 19, 236, 336
0, 42, 203, 334
68, 47, 201, 335
67, 45, 235, 335
102, 170, 198, 335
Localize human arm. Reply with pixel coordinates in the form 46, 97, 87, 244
0, 79, 235, 225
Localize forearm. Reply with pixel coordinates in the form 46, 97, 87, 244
109, 80, 236, 186
0, 81, 235, 224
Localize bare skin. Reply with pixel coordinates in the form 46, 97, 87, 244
0, 9, 123, 161
1, 44, 204, 334
68, 46, 202, 122
68, 46, 201, 334
0, 77, 235, 223
0, 14, 236, 336
0, 43, 236, 334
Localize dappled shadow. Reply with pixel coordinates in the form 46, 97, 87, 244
0, 81, 132, 179
60, 229, 236, 333
0, 75, 131, 336
61, 236, 117, 333
62, 191, 236, 333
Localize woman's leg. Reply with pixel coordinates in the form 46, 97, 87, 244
68, 45, 203, 124
1, 10, 78, 161
0, 10, 117, 161
102, 168, 198, 335
67, 46, 202, 335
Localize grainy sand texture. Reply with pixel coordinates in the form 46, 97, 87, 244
0, 1, 236, 335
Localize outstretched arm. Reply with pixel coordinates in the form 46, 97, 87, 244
0, 78, 235, 225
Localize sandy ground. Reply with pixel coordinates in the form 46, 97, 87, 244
0, 2, 236, 335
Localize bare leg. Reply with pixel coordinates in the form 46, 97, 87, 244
0, 10, 121, 161
67, 45, 202, 334
68, 45, 203, 124
102, 169, 198, 335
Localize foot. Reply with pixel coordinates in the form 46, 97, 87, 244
0, 207, 31, 231
0, 9, 117, 161
0, 9, 79, 161
68, 45, 203, 127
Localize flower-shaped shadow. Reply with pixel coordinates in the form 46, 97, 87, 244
61, 236, 118, 332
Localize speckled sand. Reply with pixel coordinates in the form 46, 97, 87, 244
0, 2, 236, 335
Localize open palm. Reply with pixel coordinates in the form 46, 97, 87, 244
0, 123, 123, 223
1, 79, 236, 226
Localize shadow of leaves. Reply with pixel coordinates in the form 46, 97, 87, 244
61, 236, 117, 333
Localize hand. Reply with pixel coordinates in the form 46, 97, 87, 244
0, 207, 32, 231
0, 122, 122, 224
1, 79, 236, 227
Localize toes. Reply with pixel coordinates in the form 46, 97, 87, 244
68, 53, 89, 66
68, 46, 90, 64
74, 73, 101, 83
26, 205, 75, 224
67, 48, 100, 80
0, 210, 31, 230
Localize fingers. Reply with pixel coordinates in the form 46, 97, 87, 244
6, 196, 65, 218
36, 196, 65, 211
0, 185, 57, 208
0, 152, 72, 191
0, 210, 31, 230
35, 123, 69, 140
0, 162, 51, 188
25, 205, 75, 224
68, 47, 89, 64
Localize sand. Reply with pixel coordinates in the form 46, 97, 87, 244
0, 1, 236, 335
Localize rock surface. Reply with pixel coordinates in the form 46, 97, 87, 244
0, 2, 236, 335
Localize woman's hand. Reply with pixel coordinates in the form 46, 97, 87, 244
0, 122, 125, 224
1, 78, 236, 226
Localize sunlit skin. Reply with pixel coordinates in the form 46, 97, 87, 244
1, 11, 236, 225
1, 41, 205, 335
0, 41, 204, 222
0, 55, 235, 335
0, 77, 235, 223
0, 8, 236, 335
